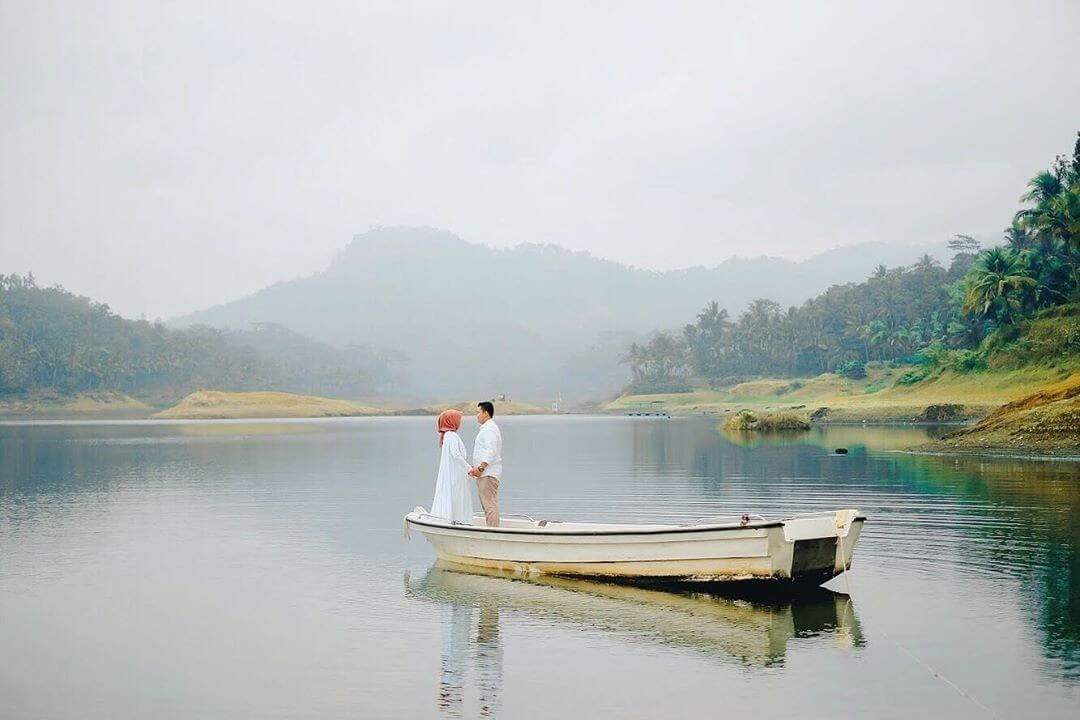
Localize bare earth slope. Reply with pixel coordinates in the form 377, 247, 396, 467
921, 377, 1080, 456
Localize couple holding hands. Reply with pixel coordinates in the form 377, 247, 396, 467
430, 401, 503, 527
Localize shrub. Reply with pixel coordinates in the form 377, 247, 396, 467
895, 354, 924, 365
771, 380, 804, 395
951, 350, 987, 374
896, 367, 930, 385
1019, 305, 1080, 362
723, 410, 757, 431
836, 359, 867, 379
915, 341, 950, 369
722, 410, 810, 432
863, 379, 887, 394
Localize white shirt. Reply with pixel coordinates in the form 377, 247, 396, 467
473, 419, 503, 480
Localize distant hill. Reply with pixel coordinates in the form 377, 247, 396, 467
0, 274, 398, 405
173, 226, 946, 400
153, 390, 383, 419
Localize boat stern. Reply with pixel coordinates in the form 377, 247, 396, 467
781, 510, 864, 583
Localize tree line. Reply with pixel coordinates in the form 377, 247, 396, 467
0, 274, 404, 401
624, 132, 1080, 392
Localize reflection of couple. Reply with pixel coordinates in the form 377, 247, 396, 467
403, 568, 505, 719
431, 402, 503, 527
437, 602, 503, 718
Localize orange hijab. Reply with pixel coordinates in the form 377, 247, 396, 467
437, 409, 463, 446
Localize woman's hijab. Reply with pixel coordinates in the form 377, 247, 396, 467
437, 409, 463, 446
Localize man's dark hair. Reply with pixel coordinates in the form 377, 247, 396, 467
478, 401, 495, 417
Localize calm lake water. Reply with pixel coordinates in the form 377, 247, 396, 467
1, 416, 1078, 718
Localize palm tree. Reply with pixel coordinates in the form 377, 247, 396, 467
685, 301, 730, 377
865, 318, 893, 359
644, 333, 687, 383
1022, 243, 1073, 307
1002, 220, 1032, 251
961, 248, 1037, 324
1035, 188, 1080, 249
1005, 138, 1080, 310
1017, 171, 1063, 217
1016, 167, 1079, 246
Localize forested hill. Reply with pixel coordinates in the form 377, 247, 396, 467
625, 131, 1080, 393
0, 275, 404, 403
173, 226, 943, 399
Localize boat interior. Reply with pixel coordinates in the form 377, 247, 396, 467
409, 509, 862, 539
416, 510, 784, 532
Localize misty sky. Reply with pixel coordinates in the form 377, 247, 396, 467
3, 1, 1079, 319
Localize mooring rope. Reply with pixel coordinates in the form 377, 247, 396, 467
837, 524, 1000, 718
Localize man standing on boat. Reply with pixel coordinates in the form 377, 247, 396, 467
469, 401, 502, 527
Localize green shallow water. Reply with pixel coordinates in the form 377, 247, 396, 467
0, 416, 1078, 718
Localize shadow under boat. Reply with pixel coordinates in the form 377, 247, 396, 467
406, 561, 864, 668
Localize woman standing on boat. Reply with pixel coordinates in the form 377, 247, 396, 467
430, 409, 474, 524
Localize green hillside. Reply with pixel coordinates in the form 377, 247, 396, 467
0, 274, 398, 408
617, 132, 1080, 432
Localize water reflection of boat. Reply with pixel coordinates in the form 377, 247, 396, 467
405, 562, 864, 671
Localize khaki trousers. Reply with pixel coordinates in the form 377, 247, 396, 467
477, 475, 500, 527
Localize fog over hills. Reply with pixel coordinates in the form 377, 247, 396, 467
174, 226, 945, 401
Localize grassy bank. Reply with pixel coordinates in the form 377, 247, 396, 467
0, 391, 153, 419
606, 362, 1079, 423
153, 391, 383, 419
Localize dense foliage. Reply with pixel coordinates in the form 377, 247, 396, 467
0, 275, 399, 401
625, 132, 1080, 391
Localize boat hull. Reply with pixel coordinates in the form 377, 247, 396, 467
405, 510, 864, 585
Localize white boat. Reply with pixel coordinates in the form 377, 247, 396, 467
404, 508, 865, 585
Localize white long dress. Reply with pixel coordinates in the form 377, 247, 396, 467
430, 431, 474, 524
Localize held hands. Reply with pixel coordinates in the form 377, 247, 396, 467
468, 467, 482, 478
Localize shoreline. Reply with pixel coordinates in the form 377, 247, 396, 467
5, 377, 1076, 459
0, 390, 559, 422
604, 403, 994, 425
0, 408, 973, 424
898, 447, 1080, 462
3, 410, 1076, 460
605, 366, 1079, 457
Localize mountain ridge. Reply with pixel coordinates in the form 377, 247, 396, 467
173, 226, 947, 400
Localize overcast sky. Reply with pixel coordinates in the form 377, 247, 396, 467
2, 1, 1079, 318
